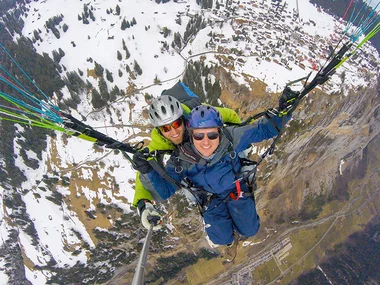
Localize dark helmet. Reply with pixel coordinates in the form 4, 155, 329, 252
149, 95, 183, 127
187, 105, 223, 129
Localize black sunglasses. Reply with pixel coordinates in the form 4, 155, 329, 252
192, 131, 220, 141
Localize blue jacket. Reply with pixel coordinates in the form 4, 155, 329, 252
147, 114, 289, 199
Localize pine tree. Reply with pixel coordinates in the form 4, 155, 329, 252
132, 17, 137, 25
162, 27, 171, 38
58, 48, 65, 57
210, 80, 222, 105
118, 69, 123, 77
83, 4, 89, 18
117, 50, 122, 61
205, 77, 211, 94
125, 47, 130, 59
175, 16, 182, 25
94, 61, 104, 77
173, 32, 182, 49
122, 39, 131, 59
86, 80, 93, 89
64, 71, 86, 97
82, 14, 89, 25
133, 60, 142, 75
98, 77, 109, 101
89, 10, 95, 21
202, 64, 209, 77
52, 50, 61, 63
91, 88, 105, 109
110, 85, 120, 101
33, 30, 41, 41
105, 69, 114, 83
116, 5, 121, 15
121, 19, 128, 30
62, 23, 68, 32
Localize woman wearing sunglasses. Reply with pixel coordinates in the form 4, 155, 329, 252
137, 105, 290, 260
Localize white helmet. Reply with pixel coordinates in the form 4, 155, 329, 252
149, 95, 183, 127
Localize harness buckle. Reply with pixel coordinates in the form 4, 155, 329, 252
148, 150, 157, 158
230, 179, 243, 200
175, 166, 183, 173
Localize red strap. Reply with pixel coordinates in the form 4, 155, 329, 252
230, 180, 242, 200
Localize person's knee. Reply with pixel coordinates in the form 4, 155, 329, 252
247, 218, 260, 236
237, 214, 260, 237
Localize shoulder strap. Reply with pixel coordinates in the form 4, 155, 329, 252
221, 127, 258, 184
222, 127, 234, 144
146, 151, 182, 189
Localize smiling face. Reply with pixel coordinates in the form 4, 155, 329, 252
192, 128, 220, 157
160, 122, 185, 145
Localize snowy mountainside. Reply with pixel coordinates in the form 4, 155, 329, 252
0, 0, 379, 284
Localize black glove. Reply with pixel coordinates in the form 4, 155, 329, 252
279, 87, 300, 111
132, 149, 153, 174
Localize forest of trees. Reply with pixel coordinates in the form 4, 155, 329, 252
182, 60, 222, 106
183, 14, 207, 44
121, 17, 137, 30
45, 14, 64, 39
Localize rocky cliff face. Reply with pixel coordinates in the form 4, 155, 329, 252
260, 78, 379, 225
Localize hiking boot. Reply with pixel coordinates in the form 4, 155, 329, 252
223, 232, 239, 262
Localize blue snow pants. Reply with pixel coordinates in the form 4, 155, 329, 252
203, 194, 260, 245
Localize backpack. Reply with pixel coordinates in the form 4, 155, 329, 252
161, 81, 201, 110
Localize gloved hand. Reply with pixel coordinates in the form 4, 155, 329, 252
137, 200, 163, 230
279, 86, 300, 111
132, 149, 152, 174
